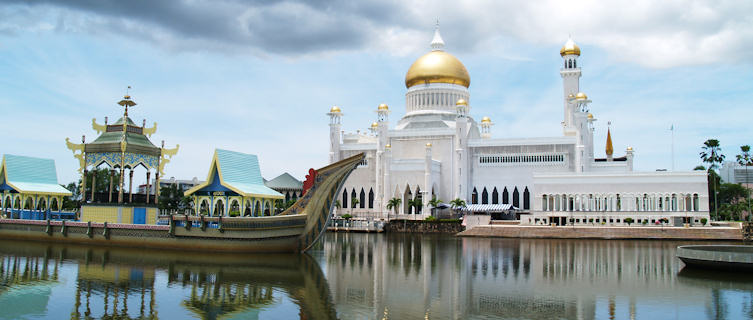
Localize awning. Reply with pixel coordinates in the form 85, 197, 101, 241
462, 204, 517, 212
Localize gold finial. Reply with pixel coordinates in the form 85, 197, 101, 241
606, 125, 614, 156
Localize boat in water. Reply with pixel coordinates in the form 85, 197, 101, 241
677, 244, 753, 271
0, 153, 364, 253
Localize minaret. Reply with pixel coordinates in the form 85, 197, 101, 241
480, 117, 493, 139
375, 103, 390, 217
454, 99, 469, 200
560, 37, 582, 136
424, 143, 433, 215
327, 106, 342, 163
572, 93, 593, 172
606, 124, 614, 162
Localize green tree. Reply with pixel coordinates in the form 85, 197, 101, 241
61, 182, 81, 211
449, 198, 466, 215
428, 196, 443, 216
736, 145, 753, 220
350, 197, 359, 216
386, 197, 402, 216
158, 183, 191, 211
701, 139, 725, 220
408, 198, 423, 215
693, 165, 706, 171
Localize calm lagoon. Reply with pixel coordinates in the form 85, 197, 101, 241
0, 233, 750, 319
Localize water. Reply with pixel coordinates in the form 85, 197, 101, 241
0, 234, 751, 320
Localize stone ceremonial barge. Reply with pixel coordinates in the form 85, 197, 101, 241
0, 153, 363, 253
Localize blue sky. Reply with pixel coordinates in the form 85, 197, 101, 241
1, 1, 752, 185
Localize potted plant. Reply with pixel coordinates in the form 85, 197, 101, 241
701, 218, 708, 226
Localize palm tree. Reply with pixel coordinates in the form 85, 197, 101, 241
737, 145, 752, 221
386, 197, 401, 218
408, 198, 423, 216
428, 196, 443, 217
449, 198, 466, 217
701, 139, 725, 220
350, 197, 359, 217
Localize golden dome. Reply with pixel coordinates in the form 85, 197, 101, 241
405, 51, 470, 88
371, 122, 378, 128
627, 146, 633, 151
378, 103, 389, 111
560, 38, 581, 57
568, 93, 575, 99
426, 142, 432, 147
481, 116, 491, 123
385, 144, 391, 149
455, 98, 468, 106
587, 113, 594, 119
575, 92, 588, 100
330, 106, 341, 113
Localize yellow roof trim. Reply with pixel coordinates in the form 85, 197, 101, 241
184, 151, 283, 199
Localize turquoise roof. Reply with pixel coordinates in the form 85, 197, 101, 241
187, 149, 282, 198
2, 154, 71, 195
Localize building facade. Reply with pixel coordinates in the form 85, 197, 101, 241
328, 26, 709, 225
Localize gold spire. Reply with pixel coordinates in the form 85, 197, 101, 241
606, 127, 614, 156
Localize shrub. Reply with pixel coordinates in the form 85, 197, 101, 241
341, 214, 353, 220
624, 218, 634, 225
425, 216, 437, 222
439, 219, 461, 223
229, 210, 240, 217
641, 220, 647, 225
701, 218, 708, 225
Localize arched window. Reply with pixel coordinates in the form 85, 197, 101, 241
481, 188, 489, 204
523, 187, 530, 210
472, 188, 478, 204
50, 198, 59, 211
502, 187, 509, 204
542, 195, 548, 211
24, 198, 33, 210
254, 201, 261, 216
568, 60, 572, 68
359, 188, 366, 209
368, 188, 374, 209
342, 189, 348, 209
693, 194, 699, 211
351, 189, 357, 208
200, 200, 209, 215
492, 187, 499, 204
513, 187, 520, 208
214, 199, 224, 216
616, 194, 621, 211
573, 60, 577, 68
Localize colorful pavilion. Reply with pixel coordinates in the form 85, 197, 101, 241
66, 94, 178, 224
185, 149, 283, 217
0, 154, 72, 219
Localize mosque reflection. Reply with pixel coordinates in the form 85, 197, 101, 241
319, 233, 749, 320
0, 241, 336, 320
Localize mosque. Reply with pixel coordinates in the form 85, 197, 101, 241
328, 26, 710, 226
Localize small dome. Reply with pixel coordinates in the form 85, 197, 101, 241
587, 113, 594, 119
405, 51, 470, 88
575, 92, 588, 100
426, 142, 432, 147
378, 103, 389, 111
627, 146, 633, 151
330, 106, 341, 113
456, 98, 468, 106
560, 38, 581, 57
371, 122, 378, 128
481, 116, 491, 123
385, 144, 391, 149
568, 93, 575, 99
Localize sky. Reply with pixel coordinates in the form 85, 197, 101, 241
1, 0, 752, 186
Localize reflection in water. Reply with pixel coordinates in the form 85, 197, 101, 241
0, 241, 337, 320
1, 236, 752, 319
317, 233, 751, 320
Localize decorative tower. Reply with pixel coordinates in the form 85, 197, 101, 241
375, 103, 390, 217
480, 116, 493, 139
424, 143, 433, 215
571, 92, 593, 172
454, 99, 470, 200
327, 106, 342, 163
560, 37, 582, 136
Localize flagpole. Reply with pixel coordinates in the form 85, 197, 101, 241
670, 124, 675, 171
